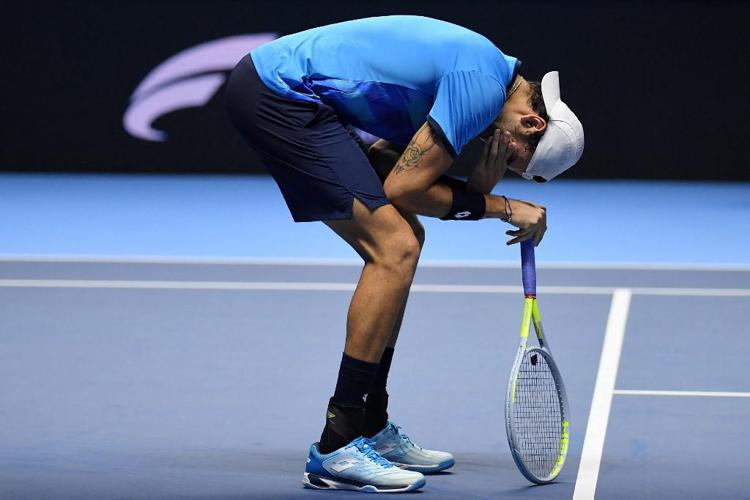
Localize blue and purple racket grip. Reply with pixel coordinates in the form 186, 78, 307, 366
521, 239, 536, 297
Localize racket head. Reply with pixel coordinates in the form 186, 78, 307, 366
505, 346, 570, 484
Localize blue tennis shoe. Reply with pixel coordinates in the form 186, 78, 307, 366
303, 436, 426, 493
370, 421, 455, 473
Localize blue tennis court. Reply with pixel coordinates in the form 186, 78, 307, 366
1, 175, 749, 499
4, 0, 748, 496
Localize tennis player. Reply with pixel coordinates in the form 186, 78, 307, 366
226, 15, 583, 493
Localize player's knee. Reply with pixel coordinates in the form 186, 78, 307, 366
378, 229, 420, 277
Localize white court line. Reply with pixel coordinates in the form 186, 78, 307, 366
1, 254, 750, 271
0, 280, 357, 291
614, 389, 750, 398
630, 287, 750, 297
0, 279, 749, 296
573, 289, 632, 500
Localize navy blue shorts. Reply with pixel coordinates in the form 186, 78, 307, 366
225, 54, 390, 222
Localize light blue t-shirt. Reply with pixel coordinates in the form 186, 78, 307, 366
250, 16, 520, 157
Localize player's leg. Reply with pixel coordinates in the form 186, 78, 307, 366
319, 201, 420, 453
324, 208, 420, 362
361, 139, 419, 412
303, 200, 425, 492
363, 210, 424, 437
361, 213, 456, 473
389, 210, 426, 348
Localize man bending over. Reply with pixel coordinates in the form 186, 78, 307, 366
226, 14, 583, 493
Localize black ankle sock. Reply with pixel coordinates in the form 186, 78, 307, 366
319, 353, 378, 453
332, 353, 379, 405
364, 347, 394, 437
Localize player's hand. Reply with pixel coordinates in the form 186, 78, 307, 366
468, 130, 516, 193
504, 199, 547, 246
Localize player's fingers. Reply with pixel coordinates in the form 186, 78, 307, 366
480, 133, 492, 167
506, 229, 534, 245
506, 229, 523, 236
506, 234, 532, 246
533, 226, 547, 246
493, 131, 510, 169
488, 130, 501, 166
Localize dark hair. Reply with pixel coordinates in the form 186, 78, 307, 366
526, 80, 549, 152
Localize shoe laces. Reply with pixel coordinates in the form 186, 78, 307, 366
354, 437, 393, 468
391, 423, 422, 450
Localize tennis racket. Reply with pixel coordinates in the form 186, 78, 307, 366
505, 239, 570, 484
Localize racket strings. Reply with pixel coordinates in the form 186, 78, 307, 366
512, 351, 563, 478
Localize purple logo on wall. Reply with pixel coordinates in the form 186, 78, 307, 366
124, 34, 277, 142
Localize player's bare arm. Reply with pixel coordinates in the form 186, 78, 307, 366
376, 129, 513, 194
383, 123, 548, 245
382, 123, 452, 216
372, 131, 514, 194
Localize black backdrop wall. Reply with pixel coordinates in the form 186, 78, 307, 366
2, 1, 747, 180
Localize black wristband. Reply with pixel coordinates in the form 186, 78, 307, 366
439, 176, 486, 221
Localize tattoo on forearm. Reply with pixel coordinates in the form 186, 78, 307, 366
393, 125, 437, 175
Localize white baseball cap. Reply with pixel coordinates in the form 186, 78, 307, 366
522, 71, 584, 181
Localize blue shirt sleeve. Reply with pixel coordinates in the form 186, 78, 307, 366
427, 71, 506, 157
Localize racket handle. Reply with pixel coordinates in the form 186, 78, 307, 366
521, 239, 536, 297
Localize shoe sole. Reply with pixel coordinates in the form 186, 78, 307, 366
392, 458, 455, 474
302, 472, 426, 493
